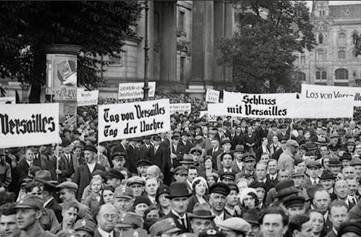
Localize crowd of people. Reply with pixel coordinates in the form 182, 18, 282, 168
1, 92, 361, 237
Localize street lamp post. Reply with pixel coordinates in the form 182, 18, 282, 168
143, 0, 150, 101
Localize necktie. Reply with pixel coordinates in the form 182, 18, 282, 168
180, 217, 186, 228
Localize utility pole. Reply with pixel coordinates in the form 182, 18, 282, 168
143, 0, 150, 101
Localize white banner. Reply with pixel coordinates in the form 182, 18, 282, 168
206, 89, 220, 103
210, 91, 353, 119
98, 99, 171, 142
118, 82, 156, 100
0, 103, 60, 148
301, 84, 361, 104
77, 89, 98, 106
0, 97, 15, 104
170, 103, 191, 114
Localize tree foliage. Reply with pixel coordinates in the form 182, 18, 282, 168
0, 1, 142, 101
218, 0, 315, 93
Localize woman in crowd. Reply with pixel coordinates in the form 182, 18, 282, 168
239, 188, 259, 213
309, 209, 327, 237
82, 177, 103, 215
187, 177, 208, 212
101, 185, 115, 204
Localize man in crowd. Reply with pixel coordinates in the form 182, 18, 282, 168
13, 195, 55, 237
0, 203, 18, 236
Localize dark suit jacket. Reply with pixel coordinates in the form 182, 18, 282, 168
171, 142, 187, 168
146, 145, 171, 185
126, 144, 139, 174
73, 163, 105, 200
44, 198, 63, 223
15, 159, 30, 188
58, 153, 74, 182
265, 174, 279, 190
164, 211, 192, 234
206, 147, 223, 170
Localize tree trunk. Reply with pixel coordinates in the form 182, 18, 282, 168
29, 45, 45, 103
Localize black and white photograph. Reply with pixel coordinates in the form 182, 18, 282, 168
0, 1, 361, 237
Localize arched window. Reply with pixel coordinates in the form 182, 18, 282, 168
335, 68, 348, 80
321, 71, 327, 80
338, 50, 346, 59
316, 71, 321, 80
318, 33, 323, 44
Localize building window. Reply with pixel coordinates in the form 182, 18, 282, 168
316, 49, 326, 61
300, 54, 306, 64
335, 68, 348, 80
178, 11, 185, 32
295, 71, 306, 81
180, 56, 185, 82
316, 70, 327, 80
322, 71, 327, 79
318, 33, 323, 44
338, 49, 346, 59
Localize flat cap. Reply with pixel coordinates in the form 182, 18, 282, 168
117, 212, 143, 228
57, 181, 78, 190
149, 218, 180, 236
15, 195, 44, 210
136, 159, 152, 167
73, 219, 96, 235
111, 152, 127, 160
350, 158, 361, 166
114, 186, 134, 199
338, 221, 361, 237
291, 170, 305, 178
286, 139, 299, 147
220, 172, 235, 181
241, 153, 256, 162
320, 169, 335, 180
173, 166, 188, 175
218, 217, 251, 234
221, 139, 232, 145
234, 145, 245, 153
127, 176, 145, 186
84, 145, 97, 153
306, 160, 322, 169
133, 196, 152, 208
209, 183, 230, 196
107, 169, 124, 180
282, 195, 306, 208
328, 157, 341, 167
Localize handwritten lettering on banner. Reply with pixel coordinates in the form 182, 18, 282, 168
98, 99, 171, 142
301, 84, 361, 104
77, 89, 99, 106
53, 86, 77, 101
118, 82, 156, 100
0, 103, 60, 148
170, 103, 191, 114
206, 89, 220, 103
0, 97, 15, 104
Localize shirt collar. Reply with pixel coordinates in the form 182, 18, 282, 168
98, 227, 114, 237
171, 209, 186, 219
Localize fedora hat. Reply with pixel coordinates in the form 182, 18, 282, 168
34, 170, 59, 191
166, 182, 192, 199
189, 203, 215, 220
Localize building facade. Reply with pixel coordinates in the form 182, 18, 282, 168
100, 0, 235, 97
294, 1, 361, 86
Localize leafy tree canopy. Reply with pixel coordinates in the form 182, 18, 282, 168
0, 1, 142, 101
218, 0, 315, 93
